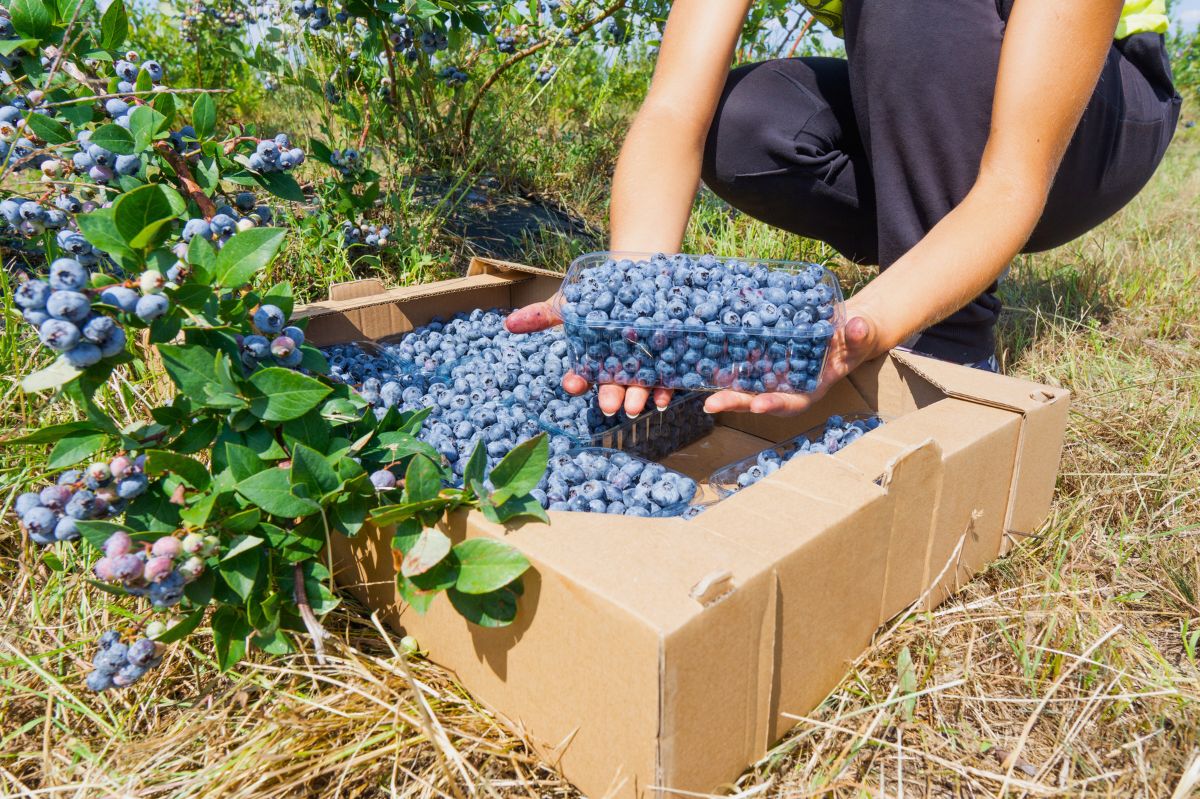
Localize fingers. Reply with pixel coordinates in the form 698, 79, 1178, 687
748, 392, 814, 416
651, 387, 673, 411
624, 386, 653, 417
598, 383, 625, 416
561, 371, 590, 396
703, 391, 756, 414
505, 301, 562, 334
704, 390, 816, 417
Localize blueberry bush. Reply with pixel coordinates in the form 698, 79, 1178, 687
1, 0, 549, 690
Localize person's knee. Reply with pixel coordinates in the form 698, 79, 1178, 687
702, 60, 845, 195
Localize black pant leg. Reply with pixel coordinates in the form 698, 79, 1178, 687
700, 57, 879, 265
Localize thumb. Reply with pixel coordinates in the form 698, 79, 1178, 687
505, 301, 562, 334
842, 314, 881, 361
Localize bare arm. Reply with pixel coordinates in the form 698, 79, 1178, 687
609, 0, 753, 253
708, 0, 1124, 414
848, 0, 1124, 354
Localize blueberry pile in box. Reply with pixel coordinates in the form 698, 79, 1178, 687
709, 414, 884, 498
538, 391, 714, 460
544, 449, 698, 516
557, 252, 843, 393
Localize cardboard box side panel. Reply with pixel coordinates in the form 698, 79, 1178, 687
328, 519, 663, 799
871, 400, 1022, 607
846, 355, 940, 418
473, 510, 775, 635
659, 566, 777, 796
328, 278, 386, 301
834, 439, 944, 624
1004, 393, 1071, 546
467, 256, 564, 279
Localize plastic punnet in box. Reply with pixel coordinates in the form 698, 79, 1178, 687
544, 448, 699, 517
538, 392, 714, 458
557, 252, 844, 393
708, 414, 884, 498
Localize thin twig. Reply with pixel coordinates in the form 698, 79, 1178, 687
153, 141, 217, 219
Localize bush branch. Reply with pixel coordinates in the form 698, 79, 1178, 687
293, 562, 329, 664
154, 141, 217, 219
460, 0, 626, 151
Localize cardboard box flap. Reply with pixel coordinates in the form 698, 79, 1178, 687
468, 256, 563, 280
328, 278, 387, 302
891, 350, 1069, 414
294, 272, 519, 320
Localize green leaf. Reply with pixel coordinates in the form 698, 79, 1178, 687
219, 540, 262, 600
212, 606, 251, 672
153, 606, 207, 645
10, 0, 52, 40
452, 539, 530, 595
236, 467, 320, 518
113, 183, 181, 249
4, 421, 101, 446
75, 207, 135, 262
24, 112, 72, 144
247, 368, 331, 422
124, 489, 181, 533
279, 561, 340, 615
487, 433, 549, 505
291, 443, 339, 497
257, 171, 305, 202
331, 493, 369, 536
128, 105, 166, 151
489, 492, 550, 526
21, 357, 81, 393
252, 629, 295, 654
404, 454, 441, 504
89, 123, 136, 156
225, 442, 266, 482
157, 344, 221, 397
184, 567, 215, 604
144, 449, 211, 489
192, 93, 215, 140
448, 583, 521, 628
0, 38, 39, 56
187, 233, 217, 270
463, 441, 487, 495
135, 66, 153, 94
391, 518, 423, 554
99, 0, 129, 49
169, 416, 218, 454
213, 228, 286, 288
46, 431, 107, 469
400, 528, 452, 578
396, 573, 439, 614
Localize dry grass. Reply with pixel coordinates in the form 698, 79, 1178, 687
1, 127, 1198, 799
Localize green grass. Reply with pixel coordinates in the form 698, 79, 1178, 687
2, 47, 1198, 799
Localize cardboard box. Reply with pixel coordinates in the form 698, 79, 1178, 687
297, 259, 1070, 799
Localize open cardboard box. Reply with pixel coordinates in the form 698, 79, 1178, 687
296, 258, 1070, 798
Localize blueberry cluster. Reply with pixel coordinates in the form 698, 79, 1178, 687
182, 0, 278, 40
0, 94, 54, 174
111, 52, 165, 94
16, 456, 149, 546
559, 253, 841, 393
496, 33, 518, 53
328, 147, 361, 177
439, 66, 469, 87
533, 64, 558, 85
92, 529, 217, 610
242, 304, 305, 369
0, 196, 69, 237
14, 257, 167, 368
710, 414, 884, 496
183, 198, 274, 249
605, 17, 631, 45
73, 127, 140, 185
291, 0, 331, 30
544, 449, 698, 516
86, 630, 164, 692
341, 220, 391, 250
248, 134, 305, 173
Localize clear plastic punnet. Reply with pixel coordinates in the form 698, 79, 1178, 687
538, 392, 714, 459
544, 447, 699, 517
708, 413, 885, 498
556, 252, 844, 394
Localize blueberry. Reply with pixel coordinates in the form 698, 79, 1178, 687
46, 290, 91, 323
39, 318, 81, 351
254, 304, 285, 334
135, 294, 170, 322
